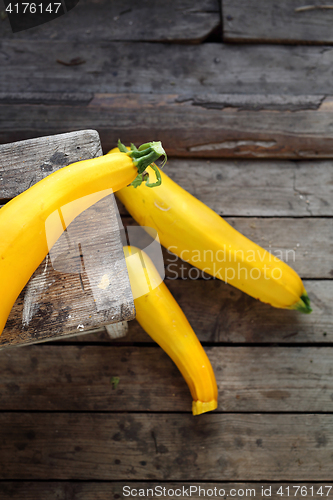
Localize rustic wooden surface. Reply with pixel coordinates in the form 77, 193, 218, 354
4, 158, 333, 216
0, 131, 134, 347
4, 94, 333, 158
222, 0, 333, 44
1, 345, 333, 412
0, 0, 220, 43
126, 217, 333, 277
1, 0, 333, 496
3, 42, 333, 156
0, 130, 102, 200
1, 413, 333, 480
66, 278, 332, 344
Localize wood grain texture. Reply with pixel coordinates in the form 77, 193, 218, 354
4, 42, 333, 157
2, 483, 333, 500
157, 159, 333, 216
0, 0, 220, 43
0, 130, 101, 199
1, 345, 333, 412
2, 42, 333, 96
4, 95, 333, 159
0, 6, 332, 489
222, 0, 333, 44
1, 412, 333, 480
4, 157, 333, 216
129, 280, 332, 344
0, 131, 134, 347
122, 216, 333, 279
60, 279, 333, 345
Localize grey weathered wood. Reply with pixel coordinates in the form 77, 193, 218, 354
3, 94, 333, 159
122, 217, 333, 279
0, 483, 332, 500
185, 93, 325, 111
3, 42, 333, 96
4, 42, 333, 157
127, 279, 333, 345
0, 0, 220, 43
1, 345, 333, 412
1, 413, 333, 480
0, 15, 332, 490
105, 321, 128, 339
120, 157, 333, 215
4, 157, 333, 216
165, 279, 332, 344
0, 131, 133, 347
222, 0, 333, 44
120, 214, 332, 280
60, 279, 333, 345
0, 130, 101, 200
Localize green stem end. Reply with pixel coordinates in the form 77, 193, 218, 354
289, 292, 312, 314
118, 140, 167, 188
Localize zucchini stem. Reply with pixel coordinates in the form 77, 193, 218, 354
118, 140, 167, 188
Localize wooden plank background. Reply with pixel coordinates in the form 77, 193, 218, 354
222, 0, 333, 45
0, 0, 221, 43
3, 42, 333, 156
1, 0, 333, 496
2, 345, 333, 412
1, 413, 333, 480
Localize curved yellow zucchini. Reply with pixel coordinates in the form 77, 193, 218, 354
0, 142, 166, 336
110, 147, 311, 313
124, 245, 218, 415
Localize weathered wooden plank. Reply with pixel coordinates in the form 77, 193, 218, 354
4, 42, 333, 157
0, 130, 102, 199
222, 0, 333, 45
2, 482, 332, 500
166, 279, 332, 344
3, 95, 333, 158
2, 42, 333, 96
1, 345, 333, 412
58, 279, 333, 345
4, 157, 333, 216
159, 159, 333, 216
124, 279, 332, 345
5, 195, 330, 345
122, 217, 333, 279
0, 0, 220, 43
120, 214, 332, 283
57, 325, 130, 343
0, 131, 134, 347
0, 413, 333, 480
37, 324, 127, 343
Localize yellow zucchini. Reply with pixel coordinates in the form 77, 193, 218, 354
0, 142, 166, 336
111, 147, 311, 313
124, 245, 218, 415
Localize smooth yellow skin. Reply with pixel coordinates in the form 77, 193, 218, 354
124, 246, 218, 415
110, 147, 307, 310
0, 153, 137, 336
